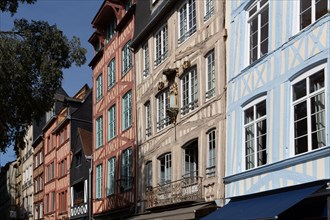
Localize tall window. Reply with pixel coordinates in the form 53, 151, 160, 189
143, 43, 150, 77
108, 58, 116, 89
58, 158, 66, 177
183, 140, 198, 184
206, 50, 215, 99
204, 0, 214, 21
96, 74, 103, 101
244, 98, 267, 170
47, 162, 54, 182
181, 67, 198, 115
122, 91, 132, 131
154, 25, 168, 66
121, 148, 132, 191
145, 101, 152, 137
178, 0, 196, 44
122, 41, 132, 75
107, 157, 116, 196
108, 105, 116, 141
59, 191, 67, 213
106, 18, 116, 43
96, 164, 103, 199
157, 90, 170, 130
248, 0, 269, 64
206, 129, 216, 177
292, 65, 326, 155
159, 153, 171, 185
96, 116, 103, 148
299, 0, 328, 30
145, 161, 152, 189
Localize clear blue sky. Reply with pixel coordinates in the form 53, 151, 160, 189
0, 0, 102, 166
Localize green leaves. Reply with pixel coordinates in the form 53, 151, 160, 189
0, 0, 36, 15
0, 19, 87, 153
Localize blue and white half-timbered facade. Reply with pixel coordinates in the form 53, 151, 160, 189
203, 1, 330, 219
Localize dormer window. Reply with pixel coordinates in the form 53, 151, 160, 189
106, 18, 117, 43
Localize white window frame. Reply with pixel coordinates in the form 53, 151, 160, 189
206, 129, 216, 177
247, 0, 269, 64
178, 0, 196, 44
121, 148, 132, 191
122, 91, 132, 131
122, 41, 132, 75
157, 90, 170, 130
154, 24, 168, 66
291, 64, 327, 156
108, 105, 116, 141
204, 0, 214, 21
143, 43, 150, 78
96, 116, 103, 148
108, 58, 116, 89
159, 153, 172, 185
96, 73, 103, 101
181, 67, 198, 115
107, 157, 116, 196
205, 50, 215, 99
145, 101, 152, 137
96, 164, 103, 199
145, 161, 152, 188
243, 96, 267, 170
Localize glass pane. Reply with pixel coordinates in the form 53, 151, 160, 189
257, 120, 267, 136
257, 134, 267, 151
256, 100, 266, 118
310, 70, 324, 93
301, 0, 312, 13
295, 118, 308, 137
300, 8, 312, 30
257, 150, 267, 166
249, 5, 257, 17
260, 0, 268, 7
245, 154, 254, 170
245, 107, 254, 124
295, 135, 308, 154
312, 129, 326, 149
245, 125, 254, 141
261, 7, 268, 26
311, 111, 325, 132
294, 101, 307, 120
315, 0, 328, 20
311, 92, 325, 114
293, 79, 306, 101
245, 140, 254, 155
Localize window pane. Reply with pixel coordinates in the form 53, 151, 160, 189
309, 70, 324, 93
312, 130, 326, 149
245, 125, 254, 141
311, 92, 325, 114
300, 0, 312, 30
244, 107, 254, 124
295, 135, 308, 154
295, 118, 308, 137
293, 79, 306, 101
294, 101, 307, 120
257, 150, 267, 166
256, 100, 266, 118
311, 111, 325, 132
257, 120, 266, 136
315, 0, 328, 20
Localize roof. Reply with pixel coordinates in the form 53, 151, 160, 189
78, 128, 93, 157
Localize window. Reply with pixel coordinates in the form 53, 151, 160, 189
106, 18, 116, 43
39, 176, 43, 191
299, 0, 328, 30
121, 148, 132, 191
122, 91, 132, 131
244, 98, 267, 170
159, 153, 171, 185
145, 101, 152, 137
143, 43, 150, 77
154, 25, 168, 66
204, 0, 214, 21
122, 41, 132, 75
182, 140, 198, 184
206, 50, 215, 99
292, 65, 326, 155
96, 116, 103, 148
50, 192, 55, 212
47, 162, 55, 182
248, 0, 269, 64
145, 161, 152, 188
59, 191, 67, 213
181, 67, 198, 115
157, 89, 170, 130
107, 157, 116, 196
178, 0, 196, 44
96, 164, 103, 199
108, 105, 116, 141
60, 127, 67, 145
58, 158, 66, 177
206, 129, 216, 177
75, 152, 81, 167
46, 105, 55, 122
108, 58, 116, 89
96, 74, 103, 101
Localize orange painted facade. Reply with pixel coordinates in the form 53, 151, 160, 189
89, 1, 136, 219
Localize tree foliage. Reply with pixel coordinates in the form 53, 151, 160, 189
0, 0, 36, 15
0, 19, 87, 153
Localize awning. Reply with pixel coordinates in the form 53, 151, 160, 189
202, 181, 327, 220
129, 203, 216, 220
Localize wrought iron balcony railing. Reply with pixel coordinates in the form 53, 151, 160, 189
145, 176, 203, 209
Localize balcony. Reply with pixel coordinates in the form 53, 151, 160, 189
70, 202, 87, 218
146, 176, 203, 209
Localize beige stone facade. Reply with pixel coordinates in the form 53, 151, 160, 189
133, 0, 227, 216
